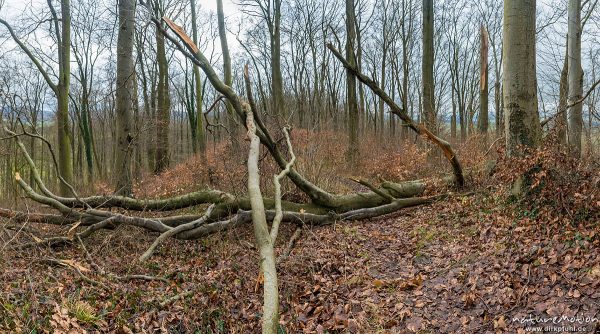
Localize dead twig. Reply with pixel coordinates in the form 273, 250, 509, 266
484, 136, 505, 156
159, 290, 194, 308
41, 258, 109, 290
77, 236, 168, 283
277, 227, 302, 264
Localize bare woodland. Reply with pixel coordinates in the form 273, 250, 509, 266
0, 0, 599, 332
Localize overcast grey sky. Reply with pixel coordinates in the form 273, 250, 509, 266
0, 0, 244, 60
0, 0, 240, 22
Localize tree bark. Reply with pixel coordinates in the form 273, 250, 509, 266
190, 0, 206, 156
56, 0, 74, 195
478, 25, 489, 137
558, 37, 569, 146
114, 0, 136, 196
217, 0, 239, 151
451, 74, 457, 140
345, 0, 359, 165
502, 0, 542, 156
154, 23, 171, 173
271, 0, 286, 118
422, 0, 436, 133
245, 106, 279, 334
568, 0, 583, 157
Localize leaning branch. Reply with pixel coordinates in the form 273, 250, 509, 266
0, 19, 58, 93
155, 13, 426, 210
541, 77, 600, 127
326, 43, 465, 188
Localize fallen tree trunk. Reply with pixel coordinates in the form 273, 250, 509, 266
4, 167, 446, 252
0, 208, 76, 225
8, 119, 425, 214
6, 169, 446, 248
14, 161, 426, 220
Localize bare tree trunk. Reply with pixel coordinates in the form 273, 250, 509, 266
72, 68, 93, 185
494, 81, 502, 136
154, 23, 171, 173
345, 0, 359, 165
56, 0, 74, 195
502, 0, 542, 156
379, 45, 387, 140
478, 25, 489, 138
558, 38, 569, 146
217, 0, 239, 151
114, 0, 136, 196
451, 79, 457, 140
271, 0, 286, 118
422, 0, 436, 133
245, 107, 279, 334
190, 0, 206, 156
568, 0, 583, 157
133, 70, 142, 179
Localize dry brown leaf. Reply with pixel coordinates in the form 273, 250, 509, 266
589, 266, 600, 278
494, 315, 507, 329
372, 279, 385, 288
66, 221, 82, 237
406, 316, 423, 332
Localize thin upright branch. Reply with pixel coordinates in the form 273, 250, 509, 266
270, 127, 295, 243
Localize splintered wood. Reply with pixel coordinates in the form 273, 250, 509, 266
162, 16, 199, 54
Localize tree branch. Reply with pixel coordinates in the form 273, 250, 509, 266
326, 43, 465, 188
270, 126, 295, 243
0, 19, 58, 93
139, 205, 215, 262
541, 77, 600, 127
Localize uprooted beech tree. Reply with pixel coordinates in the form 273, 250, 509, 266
1, 13, 465, 244
1, 12, 466, 258
0, 11, 466, 334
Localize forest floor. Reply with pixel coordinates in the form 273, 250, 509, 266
2, 190, 599, 333
1, 135, 599, 333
